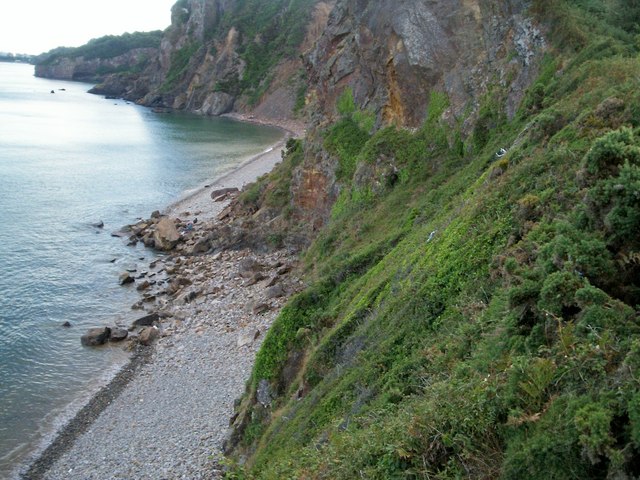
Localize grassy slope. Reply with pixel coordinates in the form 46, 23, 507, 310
230, 1, 640, 478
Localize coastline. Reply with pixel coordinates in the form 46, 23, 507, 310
20, 116, 304, 480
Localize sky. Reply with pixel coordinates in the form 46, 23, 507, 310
0, 0, 177, 55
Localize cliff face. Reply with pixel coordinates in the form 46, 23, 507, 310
110, 0, 328, 120
307, 0, 544, 127
135, 0, 237, 112
287, 0, 545, 233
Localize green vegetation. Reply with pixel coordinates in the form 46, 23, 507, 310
217, 0, 317, 104
240, 138, 304, 214
161, 42, 200, 92
228, 0, 640, 478
35, 31, 163, 64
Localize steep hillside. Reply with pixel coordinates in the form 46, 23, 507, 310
219, 0, 640, 478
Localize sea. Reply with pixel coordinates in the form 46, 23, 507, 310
0, 61, 282, 477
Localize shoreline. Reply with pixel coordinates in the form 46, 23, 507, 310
19, 115, 304, 479
21, 347, 153, 479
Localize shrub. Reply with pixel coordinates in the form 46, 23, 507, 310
574, 402, 614, 464
582, 127, 640, 177
537, 271, 585, 316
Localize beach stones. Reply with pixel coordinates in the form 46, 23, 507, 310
252, 302, 270, 315
237, 330, 260, 348
81, 327, 112, 347
265, 284, 286, 299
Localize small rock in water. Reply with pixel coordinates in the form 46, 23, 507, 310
61, 321, 72, 328
81, 327, 111, 347
119, 272, 135, 285
109, 328, 129, 342
91, 220, 104, 229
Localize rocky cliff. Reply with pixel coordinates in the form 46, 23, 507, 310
94, 0, 328, 121
307, 0, 544, 128
138, 0, 547, 242
284, 0, 546, 235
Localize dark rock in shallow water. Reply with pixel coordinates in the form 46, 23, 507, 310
132, 312, 160, 327
91, 220, 104, 229
109, 328, 128, 342
81, 327, 111, 346
119, 272, 135, 285
111, 224, 132, 237
61, 321, 72, 328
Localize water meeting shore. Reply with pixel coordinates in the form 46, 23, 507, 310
20, 116, 305, 480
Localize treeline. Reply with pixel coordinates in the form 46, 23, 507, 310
0, 53, 34, 63
35, 31, 163, 65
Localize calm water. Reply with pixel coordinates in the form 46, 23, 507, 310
0, 62, 282, 477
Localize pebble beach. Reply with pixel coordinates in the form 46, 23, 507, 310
21, 121, 303, 480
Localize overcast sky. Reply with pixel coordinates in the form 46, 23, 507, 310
0, 0, 177, 55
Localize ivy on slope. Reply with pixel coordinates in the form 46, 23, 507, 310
228, 1, 640, 478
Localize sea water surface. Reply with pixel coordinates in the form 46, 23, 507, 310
0, 62, 282, 477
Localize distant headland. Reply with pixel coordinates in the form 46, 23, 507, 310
0, 52, 35, 63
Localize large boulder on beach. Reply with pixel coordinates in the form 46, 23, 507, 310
139, 326, 159, 345
153, 217, 181, 251
81, 327, 111, 347
210, 187, 239, 201
132, 312, 160, 327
